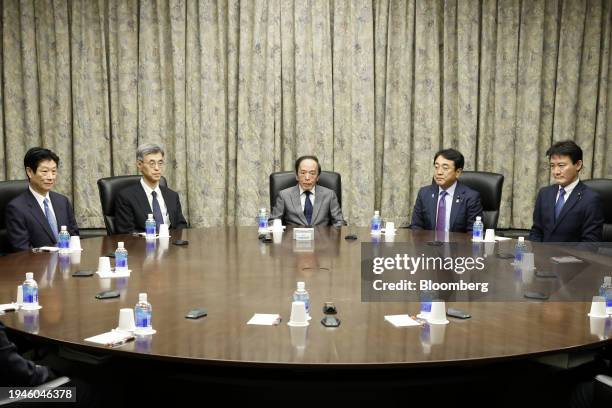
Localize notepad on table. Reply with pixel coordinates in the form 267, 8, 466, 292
85, 331, 134, 347
247, 314, 281, 326
384, 314, 421, 327
550, 256, 583, 264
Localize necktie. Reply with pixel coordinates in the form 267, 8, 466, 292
554, 188, 566, 221
435, 191, 447, 232
43, 198, 59, 243
151, 191, 165, 229
303, 191, 313, 226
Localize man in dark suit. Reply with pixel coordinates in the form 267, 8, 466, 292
410, 149, 483, 234
0, 322, 55, 386
529, 140, 603, 242
5, 147, 79, 252
270, 155, 344, 227
115, 143, 188, 233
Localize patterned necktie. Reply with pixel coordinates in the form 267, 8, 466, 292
435, 191, 447, 232
43, 198, 59, 242
151, 191, 165, 229
554, 188, 566, 221
303, 191, 313, 226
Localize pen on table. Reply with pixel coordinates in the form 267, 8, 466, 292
107, 336, 135, 347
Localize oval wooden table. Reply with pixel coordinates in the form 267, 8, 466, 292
1, 227, 610, 370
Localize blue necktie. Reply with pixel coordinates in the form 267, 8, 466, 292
435, 191, 447, 232
151, 191, 164, 229
554, 188, 566, 221
303, 191, 313, 226
43, 198, 59, 243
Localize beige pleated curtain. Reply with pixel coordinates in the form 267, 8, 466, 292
0, 0, 611, 229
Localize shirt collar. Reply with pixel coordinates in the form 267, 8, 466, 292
438, 181, 458, 197
29, 185, 50, 205
560, 178, 580, 195
140, 178, 161, 196
299, 185, 315, 196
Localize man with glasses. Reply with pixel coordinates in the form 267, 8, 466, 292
529, 140, 603, 242
6, 147, 79, 252
115, 143, 188, 234
270, 155, 344, 226
410, 148, 483, 234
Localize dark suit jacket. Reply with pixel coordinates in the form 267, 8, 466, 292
5, 190, 79, 252
115, 183, 188, 234
529, 181, 603, 242
0, 322, 55, 386
410, 182, 483, 233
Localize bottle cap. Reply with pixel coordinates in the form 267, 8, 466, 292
374, 210, 380, 216
26, 272, 33, 280
139, 293, 147, 302
147, 214, 153, 220
60, 225, 67, 231
297, 281, 305, 291
476, 216, 481, 221
518, 236, 524, 242
118, 242, 124, 248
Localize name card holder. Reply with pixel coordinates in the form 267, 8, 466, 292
293, 228, 314, 241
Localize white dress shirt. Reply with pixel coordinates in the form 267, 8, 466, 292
140, 179, 170, 226
436, 181, 457, 232
556, 178, 580, 203
29, 186, 57, 221
299, 186, 315, 211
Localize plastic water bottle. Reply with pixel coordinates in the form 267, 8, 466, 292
293, 281, 310, 318
135, 293, 152, 331
22, 272, 38, 307
419, 291, 433, 318
514, 236, 526, 264
371, 210, 382, 235
58, 225, 70, 253
472, 216, 484, 241
258, 208, 268, 235
600, 276, 612, 315
145, 214, 156, 238
115, 242, 128, 271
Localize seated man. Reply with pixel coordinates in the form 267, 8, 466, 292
410, 148, 483, 233
0, 322, 55, 386
6, 147, 79, 252
115, 143, 188, 233
270, 155, 344, 227
529, 140, 603, 242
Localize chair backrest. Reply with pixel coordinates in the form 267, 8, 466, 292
582, 178, 612, 242
0, 179, 29, 255
97, 175, 167, 235
269, 171, 342, 209
459, 171, 504, 229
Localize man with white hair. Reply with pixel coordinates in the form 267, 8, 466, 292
115, 143, 188, 234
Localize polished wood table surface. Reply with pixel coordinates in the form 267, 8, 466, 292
0, 227, 610, 368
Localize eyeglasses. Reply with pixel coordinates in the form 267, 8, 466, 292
141, 160, 165, 168
298, 171, 318, 177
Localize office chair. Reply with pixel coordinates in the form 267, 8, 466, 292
593, 374, 612, 408
0, 376, 70, 406
0, 180, 29, 255
582, 179, 612, 242
269, 171, 342, 209
97, 175, 167, 235
459, 171, 504, 229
